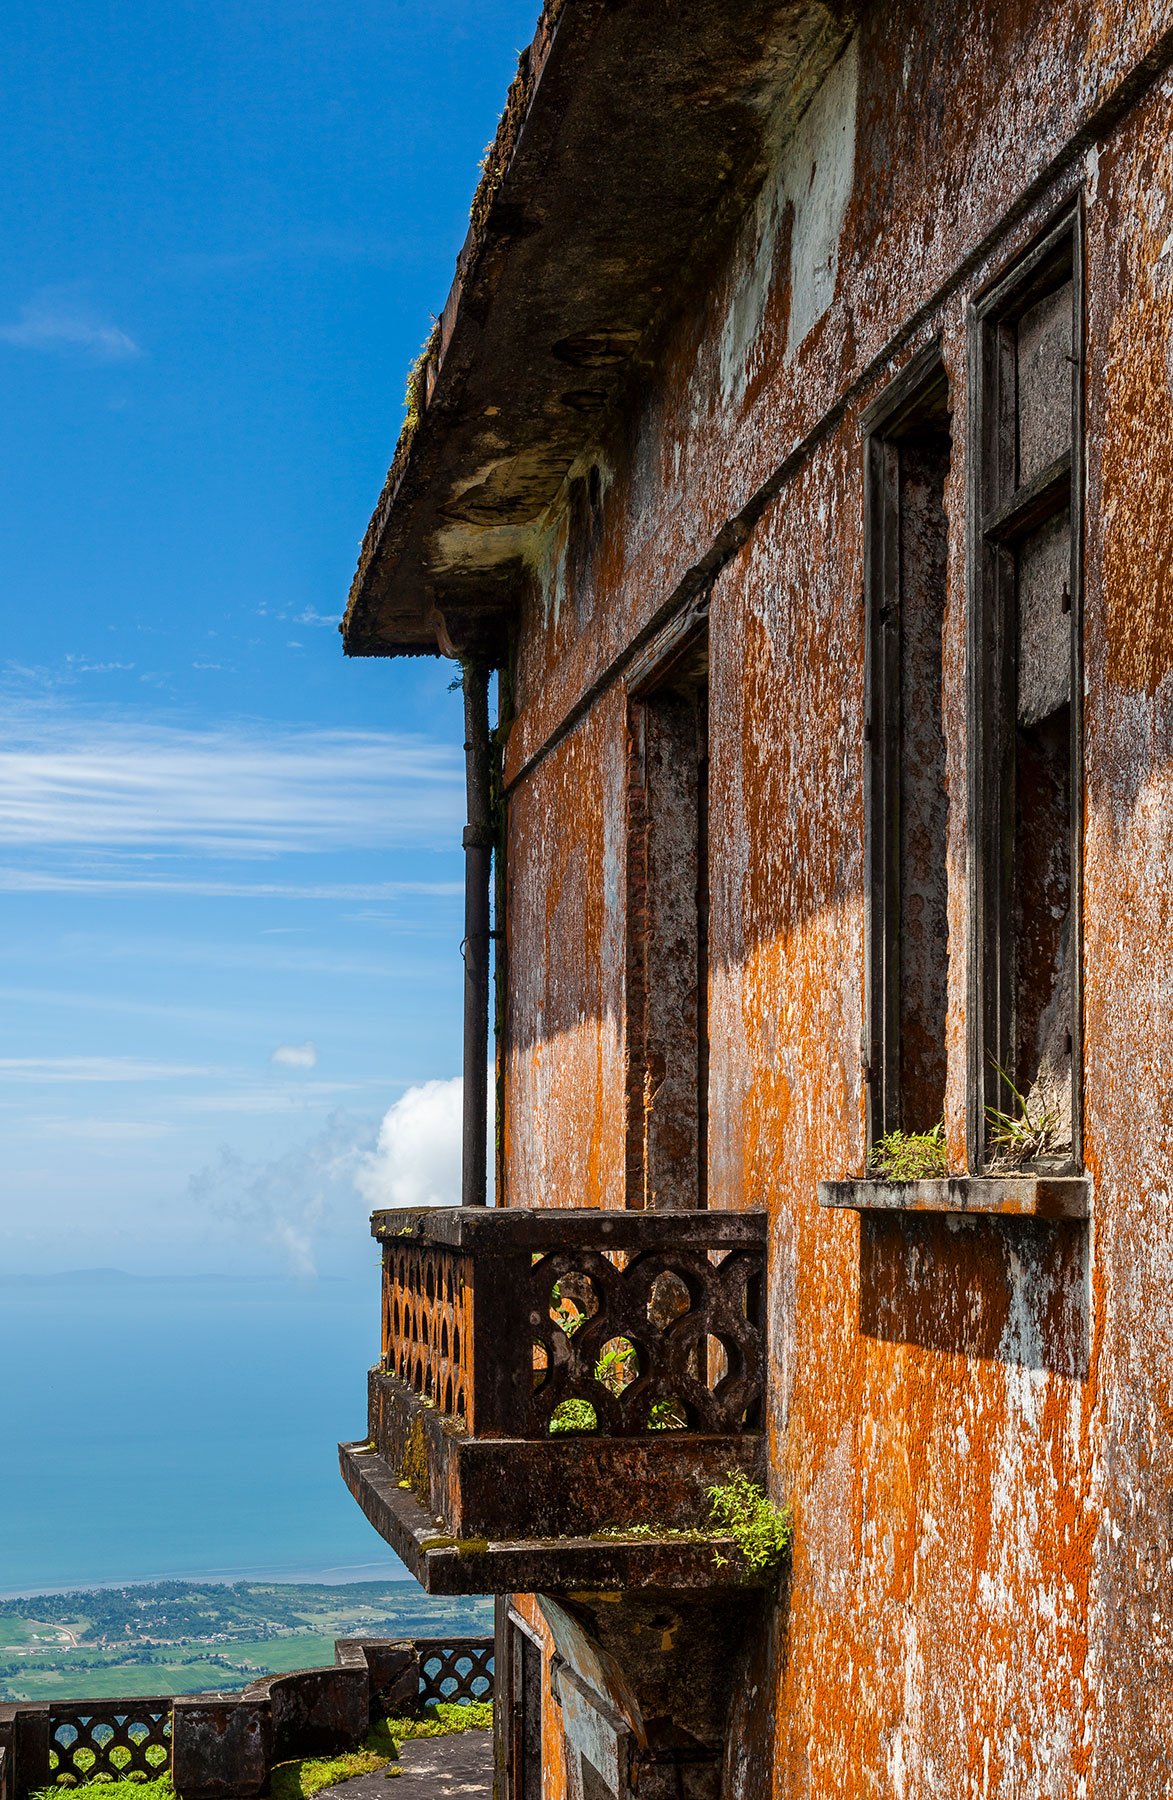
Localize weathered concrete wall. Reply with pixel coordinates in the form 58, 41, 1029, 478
0, 1706, 49, 1800
171, 1694, 273, 1800
243, 1663, 368, 1761
498, 0, 1173, 1793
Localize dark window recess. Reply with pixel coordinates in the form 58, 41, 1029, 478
504, 1618, 543, 1800
626, 629, 709, 1210
971, 211, 1083, 1166
864, 354, 953, 1144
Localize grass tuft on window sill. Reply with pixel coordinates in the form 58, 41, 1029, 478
867, 1123, 948, 1181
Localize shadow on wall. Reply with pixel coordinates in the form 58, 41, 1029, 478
859, 1214, 1090, 1378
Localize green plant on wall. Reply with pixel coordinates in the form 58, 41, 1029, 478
547, 1333, 687, 1434
550, 1280, 588, 1336
868, 1122, 947, 1180
985, 1060, 1063, 1166
707, 1471, 792, 1574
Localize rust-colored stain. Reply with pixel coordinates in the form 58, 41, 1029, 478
346, 0, 1173, 1791
498, 0, 1173, 1777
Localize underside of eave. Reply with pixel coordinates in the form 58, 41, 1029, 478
341, 0, 858, 660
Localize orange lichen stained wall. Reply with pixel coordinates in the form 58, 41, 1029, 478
498, 0, 1173, 1793
1081, 66, 1173, 1789
505, 683, 627, 1212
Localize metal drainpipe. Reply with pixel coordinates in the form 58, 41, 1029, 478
461, 658, 492, 1206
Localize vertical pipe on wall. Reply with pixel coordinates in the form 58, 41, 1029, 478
462, 658, 492, 1206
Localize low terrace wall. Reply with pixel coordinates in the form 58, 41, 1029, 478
0, 1636, 493, 1800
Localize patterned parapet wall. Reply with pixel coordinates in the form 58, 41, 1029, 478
378, 1207, 765, 1437
48, 1700, 171, 1782
0, 1638, 493, 1800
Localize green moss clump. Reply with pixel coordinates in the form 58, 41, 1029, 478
271, 1749, 389, 1800
268, 1703, 491, 1800
368, 1702, 492, 1750
399, 1416, 430, 1506
548, 1398, 597, 1434
591, 1524, 714, 1544
33, 1781, 172, 1800
397, 323, 440, 452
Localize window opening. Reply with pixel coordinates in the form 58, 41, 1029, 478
504, 1614, 544, 1800
625, 627, 710, 1209
864, 352, 953, 1146
971, 209, 1083, 1167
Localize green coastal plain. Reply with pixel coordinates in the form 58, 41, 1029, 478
0, 1582, 493, 1702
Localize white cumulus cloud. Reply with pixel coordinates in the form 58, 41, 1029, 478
271, 1041, 317, 1070
356, 1078, 463, 1211
180, 1078, 486, 1277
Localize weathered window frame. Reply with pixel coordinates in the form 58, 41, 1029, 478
967, 203, 1085, 1171
862, 344, 952, 1150
497, 1604, 544, 1800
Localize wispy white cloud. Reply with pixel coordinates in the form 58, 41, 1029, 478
0, 868, 462, 900
0, 1056, 220, 1083
271, 1040, 317, 1070
182, 1079, 470, 1277
0, 296, 141, 362
188, 1111, 374, 1278
0, 704, 463, 859
22, 1117, 174, 1141
173, 1083, 375, 1114
63, 657, 136, 676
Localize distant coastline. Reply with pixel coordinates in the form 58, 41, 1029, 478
0, 1579, 494, 1703
0, 1563, 415, 1603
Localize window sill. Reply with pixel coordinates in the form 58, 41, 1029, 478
817, 1174, 1090, 1219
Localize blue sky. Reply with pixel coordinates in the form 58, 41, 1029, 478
0, 0, 538, 1279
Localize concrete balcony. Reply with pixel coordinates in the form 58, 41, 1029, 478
340, 1206, 768, 1593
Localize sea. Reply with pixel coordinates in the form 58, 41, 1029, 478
0, 1272, 410, 1599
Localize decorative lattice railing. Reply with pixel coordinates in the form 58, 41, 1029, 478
376, 1207, 766, 1438
383, 1243, 474, 1422
416, 1639, 493, 1706
48, 1701, 171, 1782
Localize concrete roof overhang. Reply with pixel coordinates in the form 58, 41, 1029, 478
341, 0, 853, 660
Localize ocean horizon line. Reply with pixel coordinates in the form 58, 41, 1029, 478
0, 1561, 417, 1604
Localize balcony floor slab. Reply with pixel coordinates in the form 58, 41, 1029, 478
339, 1441, 766, 1596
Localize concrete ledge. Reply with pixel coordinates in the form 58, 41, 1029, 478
817, 1175, 1091, 1219
339, 1439, 765, 1595
371, 1205, 766, 1251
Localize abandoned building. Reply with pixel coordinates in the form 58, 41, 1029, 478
337, 1, 1173, 1795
